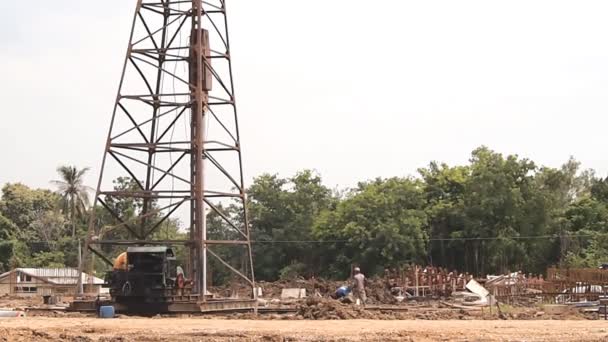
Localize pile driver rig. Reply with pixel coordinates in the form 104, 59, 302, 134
75, 0, 256, 313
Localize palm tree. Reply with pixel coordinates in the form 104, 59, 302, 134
51, 166, 93, 237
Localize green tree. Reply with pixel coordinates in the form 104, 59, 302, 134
0, 214, 18, 240
535, 159, 594, 265
5, 241, 32, 269
31, 251, 66, 268
202, 203, 251, 286
0, 215, 18, 271
248, 170, 335, 280
462, 147, 542, 274
97, 177, 146, 246
51, 166, 92, 237
0, 242, 13, 272
29, 210, 66, 246
591, 177, 608, 203
418, 162, 468, 270
314, 177, 428, 278
560, 189, 608, 266
0, 183, 59, 239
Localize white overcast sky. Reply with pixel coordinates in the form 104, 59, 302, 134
1, 0, 607, 192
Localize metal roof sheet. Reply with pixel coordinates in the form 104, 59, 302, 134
127, 246, 173, 254
2, 268, 105, 285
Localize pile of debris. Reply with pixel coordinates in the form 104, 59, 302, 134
451, 279, 494, 307
209, 263, 484, 305
482, 272, 545, 297
296, 297, 375, 320
209, 278, 344, 300
295, 298, 475, 320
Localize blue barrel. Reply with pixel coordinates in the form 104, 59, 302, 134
99, 305, 115, 318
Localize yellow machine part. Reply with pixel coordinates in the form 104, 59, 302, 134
113, 252, 128, 270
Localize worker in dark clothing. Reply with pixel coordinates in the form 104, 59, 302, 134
94, 295, 101, 317
352, 267, 366, 305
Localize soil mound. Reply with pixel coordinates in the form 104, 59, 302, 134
296, 297, 375, 320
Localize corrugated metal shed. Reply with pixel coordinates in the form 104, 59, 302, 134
0, 268, 104, 285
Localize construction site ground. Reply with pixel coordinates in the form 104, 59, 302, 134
2, 317, 608, 341
2, 277, 607, 341
2, 296, 608, 341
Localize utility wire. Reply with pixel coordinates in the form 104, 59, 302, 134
26, 231, 605, 246
249, 233, 607, 244
24, 232, 604, 248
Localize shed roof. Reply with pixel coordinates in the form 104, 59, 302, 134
0, 268, 104, 285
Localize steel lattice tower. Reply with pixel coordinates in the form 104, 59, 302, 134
78, 0, 255, 300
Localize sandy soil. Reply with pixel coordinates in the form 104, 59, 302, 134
1, 317, 607, 341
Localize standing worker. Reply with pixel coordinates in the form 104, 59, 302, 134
352, 267, 366, 305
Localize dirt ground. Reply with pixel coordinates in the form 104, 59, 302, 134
1, 317, 608, 341
0, 293, 603, 340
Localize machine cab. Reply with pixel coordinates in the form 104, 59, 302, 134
108, 246, 177, 301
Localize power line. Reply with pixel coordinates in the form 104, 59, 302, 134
250, 233, 605, 244
22, 233, 603, 246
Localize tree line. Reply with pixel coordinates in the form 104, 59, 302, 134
1, 146, 608, 283
246, 146, 608, 280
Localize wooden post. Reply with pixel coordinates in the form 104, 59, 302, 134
415, 266, 419, 297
